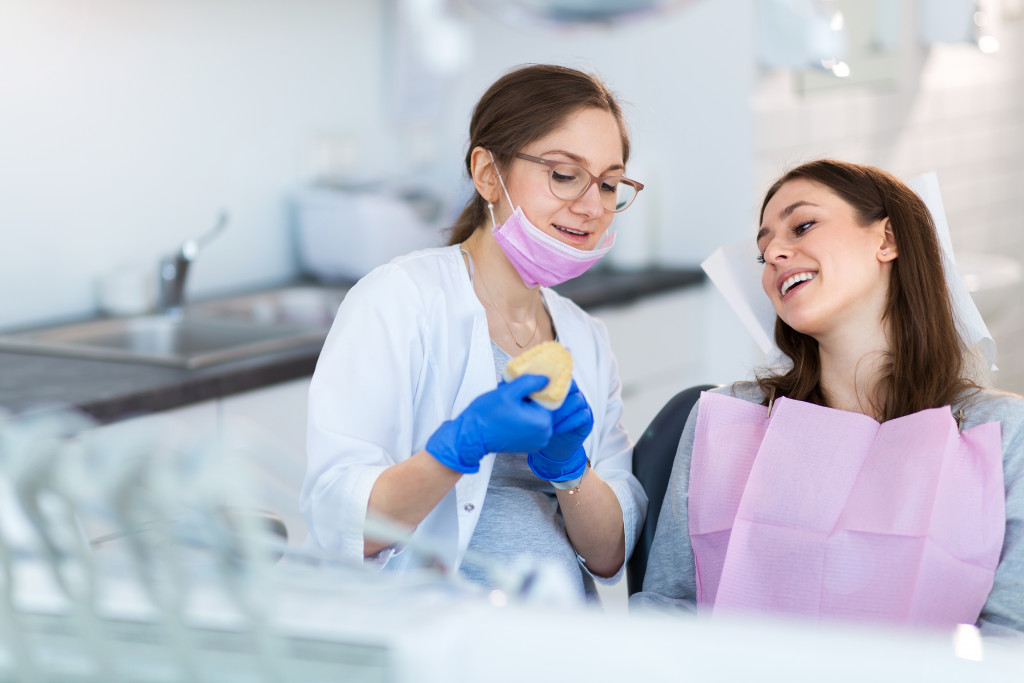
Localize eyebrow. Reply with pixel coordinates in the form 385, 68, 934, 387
542, 149, 625, 174
756, 200, 821, 242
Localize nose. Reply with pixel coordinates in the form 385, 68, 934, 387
571, 180, 605, 219
762, 236, 793, 264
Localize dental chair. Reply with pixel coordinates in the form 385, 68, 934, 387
626, 384, 718, 596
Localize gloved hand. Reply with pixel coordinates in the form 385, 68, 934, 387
426, 375, 554, 474
527, 380, 592, 482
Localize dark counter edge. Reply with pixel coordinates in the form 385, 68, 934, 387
0, 342, 324, 426
1, 266, 706, 425
79, 346, 322, 424
553, 264, 705, 310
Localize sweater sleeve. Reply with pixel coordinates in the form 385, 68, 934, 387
977, 392, 1024, 638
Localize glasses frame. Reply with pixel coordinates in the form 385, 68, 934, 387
512, 152, 644, 213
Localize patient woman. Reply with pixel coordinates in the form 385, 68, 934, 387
631, 159, 1024, 636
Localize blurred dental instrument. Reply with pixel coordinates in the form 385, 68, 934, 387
0, 403, 582, 682
1, 407, 116, 680
0, 406, 292, 681
361, 511, 581, 608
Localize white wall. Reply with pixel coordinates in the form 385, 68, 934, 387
6, 0, 1019, 394
432, 0, 757, 269
0, 0, 756, 339
0, 0, 392, 329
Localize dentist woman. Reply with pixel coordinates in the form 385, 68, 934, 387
302, 64, 647, 601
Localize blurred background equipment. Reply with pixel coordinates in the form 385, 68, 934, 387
0, 403, 590, 682
291, 184, 446, 282
468, 0, 698, 26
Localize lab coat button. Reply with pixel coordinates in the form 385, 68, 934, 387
463, 503, 475, 512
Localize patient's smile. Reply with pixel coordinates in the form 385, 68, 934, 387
780, 271, 816, 297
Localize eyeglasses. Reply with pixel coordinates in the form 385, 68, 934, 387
513, 152, 644, 213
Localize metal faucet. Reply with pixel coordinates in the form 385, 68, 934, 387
157, 212, 228, 315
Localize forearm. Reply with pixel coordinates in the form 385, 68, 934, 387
364, 450, 461, 557
558, 468, 625, 577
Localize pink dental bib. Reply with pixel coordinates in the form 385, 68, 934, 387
688, 391, 1005, 628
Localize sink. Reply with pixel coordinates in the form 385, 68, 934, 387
0, 285, 349, 369
0, 315, 327, 369
188, 285, 348, 328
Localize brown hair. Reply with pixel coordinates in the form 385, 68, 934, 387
446, 64, 630, 246
755, 159, 976, 420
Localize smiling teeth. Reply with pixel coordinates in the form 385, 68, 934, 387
558, 226, 586, 236
781, 272, 815, 296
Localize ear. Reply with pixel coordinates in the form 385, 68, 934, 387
878, 219, 898, 262
469, 146, 501, 205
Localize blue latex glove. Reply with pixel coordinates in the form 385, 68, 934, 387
527, 380, 593, 482
426, 375, 554, 474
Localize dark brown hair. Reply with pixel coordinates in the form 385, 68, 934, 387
446, 64, 630, 245
756, 159, 975, 420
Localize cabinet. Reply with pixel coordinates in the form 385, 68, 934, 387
80, 400, 221, 546
593, 288, 702, 439
219, 378, 311, 549
83, 379, 311, 550
591, 282, 758, 440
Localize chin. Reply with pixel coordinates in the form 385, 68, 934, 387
778, 313, 819, 337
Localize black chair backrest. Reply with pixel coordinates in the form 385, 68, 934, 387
626, 384, 717, 595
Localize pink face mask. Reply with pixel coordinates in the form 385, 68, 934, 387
488, 152, 615, 288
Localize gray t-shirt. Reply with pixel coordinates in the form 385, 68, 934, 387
459, 341, 595, 599
630, 382, 1024, 638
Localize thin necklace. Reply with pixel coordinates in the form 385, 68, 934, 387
468, 246, 542, 349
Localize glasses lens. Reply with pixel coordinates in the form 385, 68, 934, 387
548, 164, 590, 201
546, 163, 638, 212
610, 181, 638, 212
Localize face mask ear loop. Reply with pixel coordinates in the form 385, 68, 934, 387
487, 201, 497, 229
487, 150, 516, 221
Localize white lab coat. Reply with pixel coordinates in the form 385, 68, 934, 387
301, 246, 646, 581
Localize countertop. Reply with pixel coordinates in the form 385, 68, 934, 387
0, 266, 705, 424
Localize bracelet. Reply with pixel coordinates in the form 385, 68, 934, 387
551, 460, 590, 505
